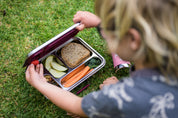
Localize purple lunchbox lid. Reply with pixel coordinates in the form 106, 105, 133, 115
23, 23, 80, 67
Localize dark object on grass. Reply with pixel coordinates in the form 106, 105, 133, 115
3, 10, 6, 16
76, 84, 90, 95
0, 10, 6, 16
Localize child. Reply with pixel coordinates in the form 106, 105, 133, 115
25, 0, 178, 117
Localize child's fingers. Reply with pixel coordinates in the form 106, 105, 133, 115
28, 64, 36, 75
73, 16, 81, 23
26, 64, 36, 82
36, 64, 40, 73
111, 76, 118, 80
39, 64, 47, 82
39, 64, 44, 76
103, 76, 119, 84
73, 14, 82, 23
105, 76, 118, 81
99, 84, 104, 90
76, 24, 85, 31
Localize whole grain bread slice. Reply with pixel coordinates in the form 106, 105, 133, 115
61, 42, 90, 68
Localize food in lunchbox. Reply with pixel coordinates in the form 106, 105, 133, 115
45, 75, 59, 86
45, 55, 67, 78
31, 60, 39, 65
45, 75, 53, 82
85, 57, 101, 68
61, 64, 85, 84
49, 69, 66, 78
61, 42, 90, 68
61, 58, 101, 88
51, 61, 67, 71
56, 58, 64, 66
45, 56, 53, 70
63, 65, 90, 87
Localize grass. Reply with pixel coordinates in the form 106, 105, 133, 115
0, 0, 129, 117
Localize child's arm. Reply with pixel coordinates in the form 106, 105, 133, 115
25, 64, 87, 117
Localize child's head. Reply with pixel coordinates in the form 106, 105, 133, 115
95, 0, 178, 78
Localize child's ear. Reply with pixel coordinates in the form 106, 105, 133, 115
128, 28, 141, 51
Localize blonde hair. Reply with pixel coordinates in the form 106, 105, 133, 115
95, 0, 178, 79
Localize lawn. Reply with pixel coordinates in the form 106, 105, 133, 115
0, 0, 129, 117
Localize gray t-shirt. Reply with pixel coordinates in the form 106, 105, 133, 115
82, 68, 178, 118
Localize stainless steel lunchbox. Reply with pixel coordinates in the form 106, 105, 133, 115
23, 23, 106, 91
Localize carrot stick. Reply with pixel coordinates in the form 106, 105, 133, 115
61, 64, 85, 84
63, 71, 82, 85
86, 68, 94, 75
63, 66, 90, 88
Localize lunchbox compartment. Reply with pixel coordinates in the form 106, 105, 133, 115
56, 38, 92, 69
42, 54, 69, 79
56, 38, 92, 57
60, 57, 102, 88
44, 74, 58, 85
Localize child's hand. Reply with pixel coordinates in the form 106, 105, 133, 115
99, 76, 119, 89
25, 64, 47, 88
73, 11, 101, 31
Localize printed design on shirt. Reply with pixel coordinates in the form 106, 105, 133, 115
142, 92, 175, 118
103, 78, 134, 109
88, 106, 110, 118
152, 75, 178, 86
92, 91, 100, 99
